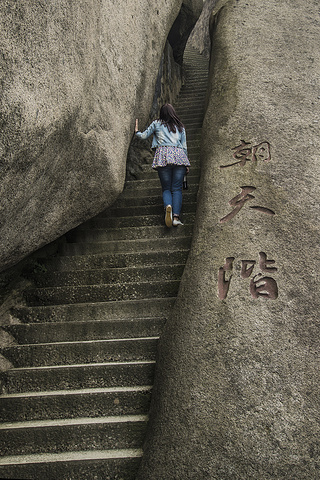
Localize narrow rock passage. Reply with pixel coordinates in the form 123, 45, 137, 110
0, 46, 208, 480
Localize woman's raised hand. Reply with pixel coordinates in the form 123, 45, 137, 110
135, 119, 139, 133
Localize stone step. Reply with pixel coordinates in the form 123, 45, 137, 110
108, 192, 196, 208
0, 448, 142, 480
66, 225, 193, 243
184, 51, 208, 59
177, 101, 206, 109
181, 78, 208, 84
178, 112, 205, 119
133, 168, 199, 180
183, 118, 205, 126
184, 66, 208, 73
179, 86, 207, 93
31, 264, 185, 288
11, 298, 175, 324
5, 318, 166, 344
121, 180, 198, 193
25, 280, 180, 305
183, 74, 207, 79
181, 76, 208, 83
179, 89, 207, 97
182, 127, 202, 135
37, 249, 190, 272
128, 166, 199, 182
180, 90, 207, 96
183, 66, 208, 73
182, 76, 208, 84
137, 156, 200, 169
99, 203, 196, 217
178, 104, 205, 112
74, 213, 195, 229
137, 164, 197, 175
0, 415, 148, 457
60, 236, 192, 256
184, 118, 205, 125
2, 362, 155, 394
178, 102, 206, 110
2, 337, 159, 368
0, 385, 152, 422
121, 182, 198, 195
124, 175, 198, 188
58, 238, 192, 257
180, 110, 205, 117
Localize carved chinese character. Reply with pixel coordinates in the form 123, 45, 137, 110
249, 274, 278, 299
220, 186, 275, 223
258, 251, 278, 273
241, 260, 256, 278
252, 142, 271, 163
218, 257, 235, 300
220, 140, 271, 169
220, 186, 256, 223
218, 253, 278, 300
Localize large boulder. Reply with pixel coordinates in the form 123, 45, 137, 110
0, 0, 202, 272
137, 0, 320, 478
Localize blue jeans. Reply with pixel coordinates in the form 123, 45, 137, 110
157, 165, 186, 216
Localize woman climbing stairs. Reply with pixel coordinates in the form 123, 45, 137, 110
0, 46, 208, 480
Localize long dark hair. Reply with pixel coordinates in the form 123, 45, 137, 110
159, 103, 184, 133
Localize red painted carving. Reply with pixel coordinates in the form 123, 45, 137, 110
218, 253, 278, 300
249, 206, 276, 215
220, 140, 271, 169
241, 260, 256, 279
249, 274, 278, 299
218, 257, 235, 300
258, 251, 278, 273
252, 142, 271, 163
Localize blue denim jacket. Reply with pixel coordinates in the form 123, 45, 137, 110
136, 120, 187, 153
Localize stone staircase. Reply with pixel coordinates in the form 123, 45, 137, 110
0, 47, 208, 480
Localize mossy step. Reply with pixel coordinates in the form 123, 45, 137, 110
0, 415, 148, 456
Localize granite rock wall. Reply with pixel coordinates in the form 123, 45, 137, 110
0, 0, 202, 272
137, 0, 320, 478
188, 0, 218, 57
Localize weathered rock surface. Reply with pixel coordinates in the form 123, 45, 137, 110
0, 0, 202, 272
188, 0, 218, 57
137, 0, 320, 478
